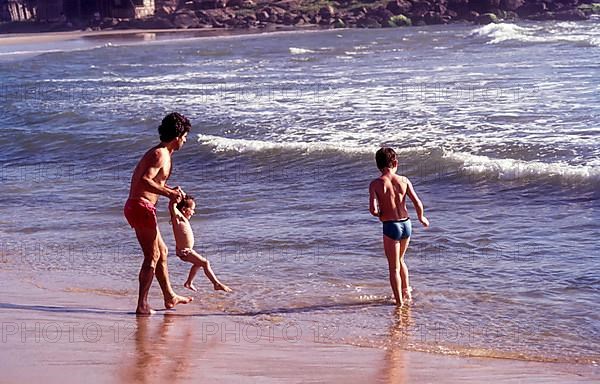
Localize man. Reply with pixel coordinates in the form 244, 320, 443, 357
124, 112, 193, 315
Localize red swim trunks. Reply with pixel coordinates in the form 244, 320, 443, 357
124, 198, 157, 229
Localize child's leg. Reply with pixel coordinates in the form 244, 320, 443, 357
185, 264, 201, 292
181, 249, 232, 292
383, 236, 402, 306
399, 237, 411, 302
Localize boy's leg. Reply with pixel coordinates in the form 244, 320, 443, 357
185, 264, 201, 291
383, 235, 402, 306
181, 249, 231, 292
399, 237, 411, 302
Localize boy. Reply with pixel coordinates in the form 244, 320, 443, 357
369, 147, 429, 307
169, 195, 232, 293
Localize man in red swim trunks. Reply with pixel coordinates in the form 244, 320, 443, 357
124, 112, 193, 315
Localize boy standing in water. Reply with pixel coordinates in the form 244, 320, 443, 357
169, 195, 232, 293
369, 147, 429, 307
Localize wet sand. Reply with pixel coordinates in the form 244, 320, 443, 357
1, 270, 597, 383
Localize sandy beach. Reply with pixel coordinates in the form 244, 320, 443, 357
1, 269, 597, 384
0, 26, 310, 47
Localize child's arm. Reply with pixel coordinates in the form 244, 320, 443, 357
169, 199, 186, 223
369, 181, 380, 218
405, 178, 429, 227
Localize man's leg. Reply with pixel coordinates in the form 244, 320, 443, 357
134, 226, 161, 315
155, 230, 193, 309
399, 237, 411, 302
383, 235, 402, 307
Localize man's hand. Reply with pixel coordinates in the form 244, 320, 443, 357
419, 215, 430, 228
169, 186, 185, 202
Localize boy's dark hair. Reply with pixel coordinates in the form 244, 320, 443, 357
176, 195, 195, 212
158, 112, 191, 142
375, 147, 397, 170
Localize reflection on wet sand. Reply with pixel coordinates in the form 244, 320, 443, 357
121, 314, 210, 384
382, 307, 412, 384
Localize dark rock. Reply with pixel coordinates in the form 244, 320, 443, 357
357, 16, 382, 28
424, 11, 446, 24
516, 2, 547, 17
466, 10, 480, 21
411, 1, 431, 17
446, 9, 458, 18
173, 12, 200, 28
547, 2, 567, 12
386, 0, 412, 15
333, 18, 346, 28
350, 6, 369, 16
499, 0, 524, 11
475, 12, 499, 23
553, 9, 589, 20
256, 10, 270, 22
319, 5, 335, 19
578, 3, 600, 14
282, 12, 295, 25
433, 3, 447, 14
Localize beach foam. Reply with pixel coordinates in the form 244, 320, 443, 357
471, 22, 600, 47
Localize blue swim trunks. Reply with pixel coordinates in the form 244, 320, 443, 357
382, 219, 412, 241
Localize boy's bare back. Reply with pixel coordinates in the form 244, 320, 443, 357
369, 174, 418, 222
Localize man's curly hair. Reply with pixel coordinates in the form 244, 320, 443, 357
158, 112, 191, 142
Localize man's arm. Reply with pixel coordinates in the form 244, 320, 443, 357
369, 181, 380, 217
405, 178, 429, 227
141, 150, 180, 200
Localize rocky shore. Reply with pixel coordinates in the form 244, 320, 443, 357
2, 0, 600, 34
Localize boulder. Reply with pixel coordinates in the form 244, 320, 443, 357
475, 12, 498, 23
411, 1, 431, 17
466, 10, 480, 21
357, 16, 382, 28
553, 9, 589, 20
386, 0, 412, 15
516, 2, 547, 17
173, 12, 200, 28
499, 0, 524, 10
578, 3, 600, 14
319, 5, 335, 19
333, 18, 346, 28
424, 11, 446, 24
389, 14, 412, 26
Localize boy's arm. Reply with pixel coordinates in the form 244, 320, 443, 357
168, 199, 186, 223
405, 178, 429, 227
369, 181, 380, 218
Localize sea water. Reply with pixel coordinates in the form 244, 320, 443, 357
0, 20, 598, 364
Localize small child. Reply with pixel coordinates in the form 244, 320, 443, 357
369, 147, 429, 307
169, 195, 232, 293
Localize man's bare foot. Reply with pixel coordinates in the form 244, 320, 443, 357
164, 294, 193, 309
184, 281, 198, 292
136, 307, 156, 316
214, 283, 232, 292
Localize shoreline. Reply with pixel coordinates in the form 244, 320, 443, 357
0, 25, 319, 47
1, 270, 598, 383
